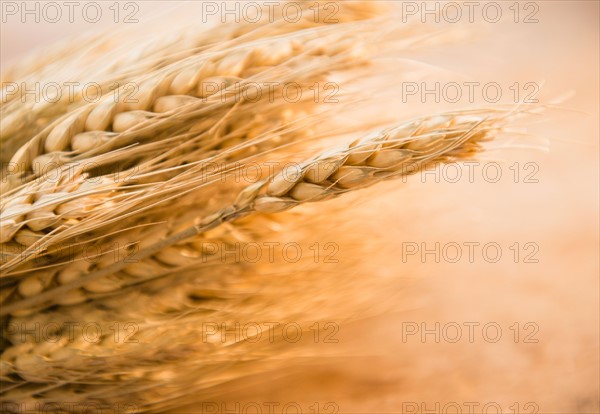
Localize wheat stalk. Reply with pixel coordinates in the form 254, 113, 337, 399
1, 15, 426, 280
0, 108, 510, 318
3, 27, 360, 187
0, 30, 378, 265
0, 1, 389, 161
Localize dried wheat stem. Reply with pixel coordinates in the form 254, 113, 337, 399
1, 1, 386, 159
3, 22, 376, 189
0, 109, 507, 316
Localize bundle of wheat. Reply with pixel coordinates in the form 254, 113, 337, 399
0, 1, 524, 412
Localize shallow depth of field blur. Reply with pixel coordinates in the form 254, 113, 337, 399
1, 1, 598, 413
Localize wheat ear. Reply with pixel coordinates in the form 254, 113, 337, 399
0, 1, 389, 160
0, 109, 508, 316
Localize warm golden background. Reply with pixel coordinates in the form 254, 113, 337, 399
2, 1, 598, 413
